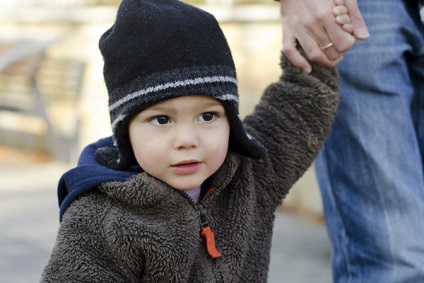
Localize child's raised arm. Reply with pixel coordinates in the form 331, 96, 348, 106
242, 50, 339, 209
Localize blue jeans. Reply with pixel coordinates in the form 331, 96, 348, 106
315, 0, 424, 282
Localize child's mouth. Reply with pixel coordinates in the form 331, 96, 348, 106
171, 160, 202, 175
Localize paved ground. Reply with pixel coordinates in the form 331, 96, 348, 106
0, 157, 332, 283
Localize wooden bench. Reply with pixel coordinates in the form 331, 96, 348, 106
0, 40, 86, 162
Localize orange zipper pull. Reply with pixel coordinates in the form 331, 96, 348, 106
201, 226, 222, 259
198, 204, 222, 259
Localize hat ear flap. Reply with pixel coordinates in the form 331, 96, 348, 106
95, 147, 121, 169
95, 129, 137, 169
222, 102, 267, 159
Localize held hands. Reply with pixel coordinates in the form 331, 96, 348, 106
280, 0, 369, 73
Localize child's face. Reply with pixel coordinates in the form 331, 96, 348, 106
129, 95, 230, 191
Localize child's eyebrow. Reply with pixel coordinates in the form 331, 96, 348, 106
201, 102, 224, 108
144, 105, 170, 112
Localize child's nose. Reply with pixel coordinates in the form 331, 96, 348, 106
173, 123, 199, 149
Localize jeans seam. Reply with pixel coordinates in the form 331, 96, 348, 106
322, 146, 353, 283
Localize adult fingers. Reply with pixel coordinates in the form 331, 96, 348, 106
282, 27, 340, 72
322, 11, 357, 54
298, 31, 342, 69
280, 0, 344, 70
282, 30, 312, 73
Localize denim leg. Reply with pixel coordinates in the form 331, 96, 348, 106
315, 0, 424, 282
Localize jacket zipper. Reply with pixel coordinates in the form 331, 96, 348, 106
180, 191, 224, 282
197, 204, 224, 283
197, 204, 222, 259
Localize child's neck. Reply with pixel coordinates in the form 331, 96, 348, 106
185, 186, 201, 204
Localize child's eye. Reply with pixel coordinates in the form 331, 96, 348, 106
199, 112, 217, 122
150, 115, 171, 125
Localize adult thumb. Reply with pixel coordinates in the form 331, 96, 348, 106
345, 0, 370, 40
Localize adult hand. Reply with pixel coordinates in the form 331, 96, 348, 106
280, 0, 368, 73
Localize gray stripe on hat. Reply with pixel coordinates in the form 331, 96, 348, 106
111, 114, 126, 132
220, 94, 238, 102
109, 75, 238, 112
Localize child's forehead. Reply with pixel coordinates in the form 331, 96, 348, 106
145, 95, 223, 110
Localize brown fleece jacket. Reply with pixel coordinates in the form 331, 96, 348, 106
41, 53, 339, 282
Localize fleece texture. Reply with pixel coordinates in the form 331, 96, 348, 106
41, 52, 339, 282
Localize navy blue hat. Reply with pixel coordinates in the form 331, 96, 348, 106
95, 0, 266, 169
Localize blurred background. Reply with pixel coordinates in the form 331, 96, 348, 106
0, 0, 331, 282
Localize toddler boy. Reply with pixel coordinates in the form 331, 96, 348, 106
41, 0, 341, 281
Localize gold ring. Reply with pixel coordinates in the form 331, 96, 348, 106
320, 42, 334, 51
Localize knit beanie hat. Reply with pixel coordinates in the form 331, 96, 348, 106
95, 0, 267, 169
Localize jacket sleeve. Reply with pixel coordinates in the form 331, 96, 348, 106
41, 193, 138, 282
244, 51, 339, 208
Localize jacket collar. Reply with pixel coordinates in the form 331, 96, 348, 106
98, 153, 241, 208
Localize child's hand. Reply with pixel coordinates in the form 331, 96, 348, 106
333, 0, 354, 35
